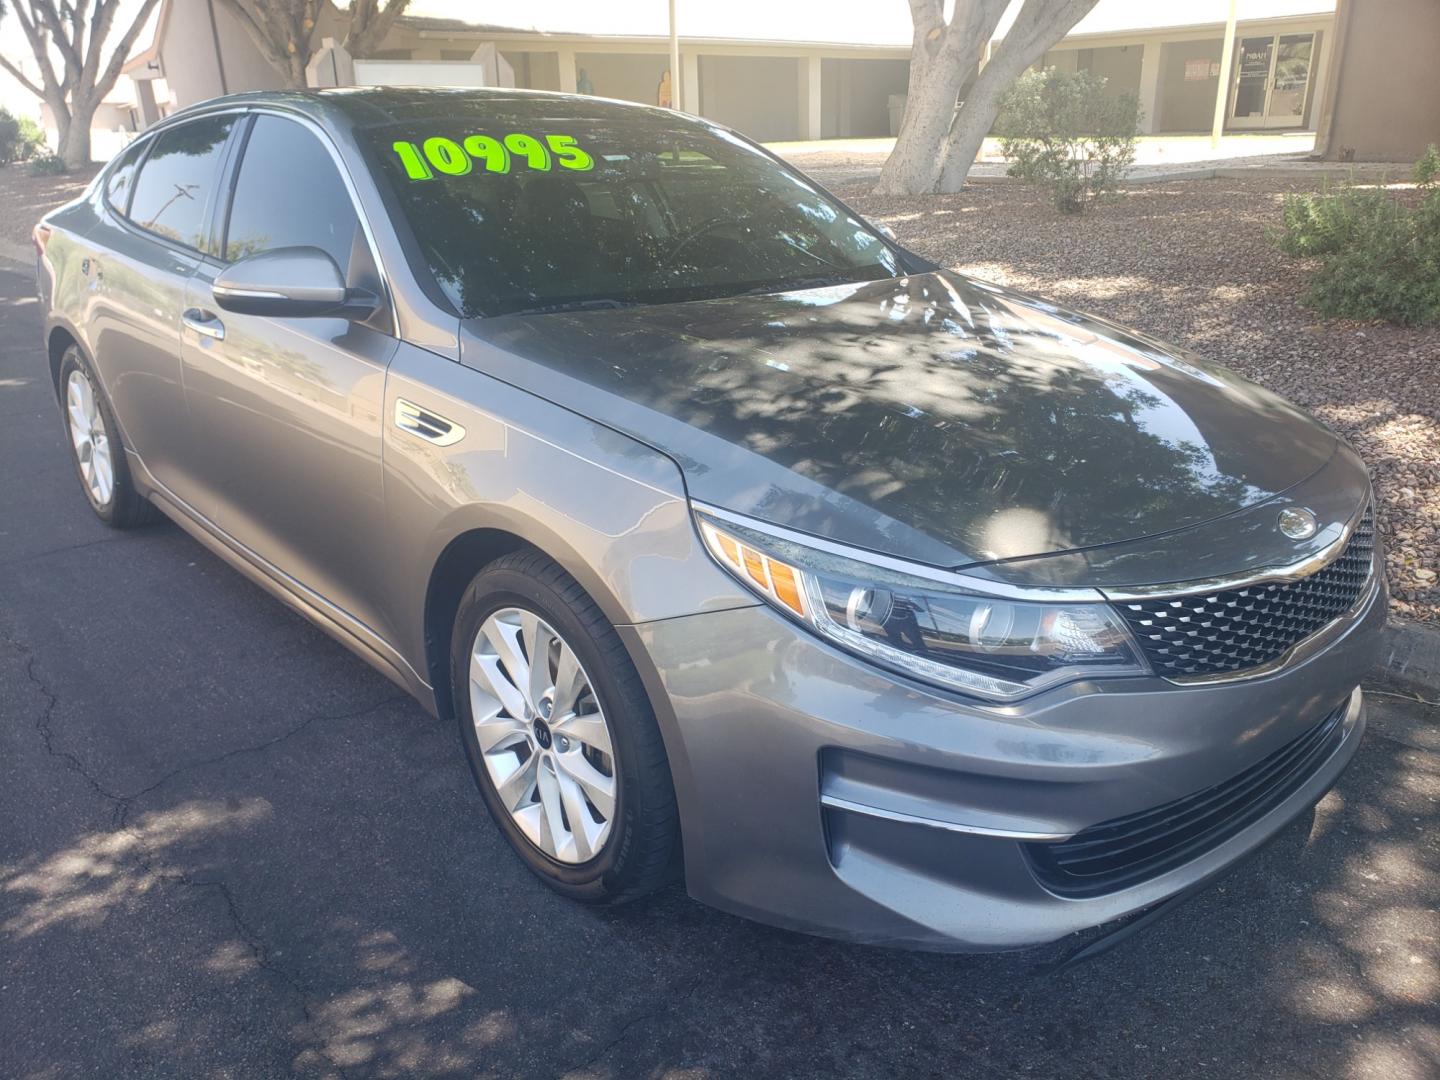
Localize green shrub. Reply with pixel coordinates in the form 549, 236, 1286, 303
1413, 142, 1440, 188
1273, 150, 1440, 325
994, 67, 1140, 213
27, 150, 68, 176
0, 108, 45, 165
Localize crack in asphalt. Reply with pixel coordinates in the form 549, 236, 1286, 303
10, 626, 408, 1079
558, 975, 706, 1077
23, 653, 128, 803
110, 694, 411, 827
0, 533, 141, 572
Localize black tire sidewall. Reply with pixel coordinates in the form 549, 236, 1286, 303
57, 344, 157, 529
451, 563, 655, 900
58, 346, 120, 521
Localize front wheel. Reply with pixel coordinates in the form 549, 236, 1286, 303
451, 549, 680, 903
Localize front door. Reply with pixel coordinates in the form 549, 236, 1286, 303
179, 113, 399, 643
1228, 33, 1316, 130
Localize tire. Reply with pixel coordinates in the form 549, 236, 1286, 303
58, 345, 159, 528
451, 549, 679, 903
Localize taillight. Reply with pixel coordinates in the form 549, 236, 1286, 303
32, 224, 50, 258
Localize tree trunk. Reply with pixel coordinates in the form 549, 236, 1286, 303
286, 52, 308, 88
935, 48, 1036, 192
874, 5, 987, 196
57, 95, 97, 168
875, 0, 1100, 196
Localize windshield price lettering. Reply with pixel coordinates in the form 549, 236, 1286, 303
392, 133, 595, 179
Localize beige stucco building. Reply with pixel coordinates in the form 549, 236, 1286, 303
80, 0, 1429, 164
1314, 0, 1440, 162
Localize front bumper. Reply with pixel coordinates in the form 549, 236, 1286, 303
621, 566, 1386, 951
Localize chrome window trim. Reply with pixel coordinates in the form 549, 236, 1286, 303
106, 112, 241, 261
109, 103, 397, 338
98, 134, 153, 218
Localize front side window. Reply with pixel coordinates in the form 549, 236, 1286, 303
127, 115, 236, 252
360, 112, 898, 317
224, 115, 360, 272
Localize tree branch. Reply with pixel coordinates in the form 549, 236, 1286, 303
8, 0, 65, 99
0, 52, 45, 98
215, 0, 299, 83
90, 0, 162, 105
344, 0, 410, 59
32, 0, 84, 78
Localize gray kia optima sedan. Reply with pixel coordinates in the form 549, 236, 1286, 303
35, 88, 1385, 951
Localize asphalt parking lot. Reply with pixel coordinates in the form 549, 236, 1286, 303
1, 262, 1437, 1080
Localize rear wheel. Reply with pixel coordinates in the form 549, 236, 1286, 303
59, 345, 158, 528
451, 549, 679, 902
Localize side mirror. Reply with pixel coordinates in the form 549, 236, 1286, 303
212, 246, 376, 319
875, 223, 898, 242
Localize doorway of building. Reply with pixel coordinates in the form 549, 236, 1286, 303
1228, 32, 1316, 129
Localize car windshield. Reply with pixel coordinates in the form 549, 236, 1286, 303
359, 109, 899, 317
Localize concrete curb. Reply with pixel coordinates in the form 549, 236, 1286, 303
1375, 618, 1440, 699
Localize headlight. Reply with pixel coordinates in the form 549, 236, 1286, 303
697, 512, 1147, 701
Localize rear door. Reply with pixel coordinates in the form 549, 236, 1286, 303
179, 111, 399, 642
83, 114, 239, 514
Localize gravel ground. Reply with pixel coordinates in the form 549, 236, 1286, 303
841, 176, 1440, 622
0, 164, 98, 248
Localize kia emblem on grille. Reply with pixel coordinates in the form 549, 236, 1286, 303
1278, 507, 1319, 540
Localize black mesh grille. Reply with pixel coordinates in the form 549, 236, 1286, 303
1115, 508, 1375, 680
1025, 704, 1347, 898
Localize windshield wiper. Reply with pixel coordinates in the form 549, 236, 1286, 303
735, 273, 888, 298
505, 298, 640, 317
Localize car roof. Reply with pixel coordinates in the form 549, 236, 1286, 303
165, 86, 693, 137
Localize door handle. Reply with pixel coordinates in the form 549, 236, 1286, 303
181, 308, 225, 341
394, 399, 466, 446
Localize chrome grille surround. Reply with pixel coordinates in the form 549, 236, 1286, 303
1114, 507, 1376, 681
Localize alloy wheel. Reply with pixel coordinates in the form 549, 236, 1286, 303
469, 606, 618, 864
65, 368, 113, 507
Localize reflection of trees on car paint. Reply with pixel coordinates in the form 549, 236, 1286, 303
470, 273, 1297, 560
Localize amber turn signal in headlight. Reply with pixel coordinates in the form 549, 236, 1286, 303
697, 510, 1149, 702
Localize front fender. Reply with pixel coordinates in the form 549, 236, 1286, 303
379, 342, 754, 682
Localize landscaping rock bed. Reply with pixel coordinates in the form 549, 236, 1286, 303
844, 177, 1440, 621
0, 164, 99, 250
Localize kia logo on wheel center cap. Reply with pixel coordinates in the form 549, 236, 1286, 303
1278, 507, 1318, 540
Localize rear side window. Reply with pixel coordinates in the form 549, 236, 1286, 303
104, 139, 145, 213
224, 115, 360, 273
128, 115, 236, 252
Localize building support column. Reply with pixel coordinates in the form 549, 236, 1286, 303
136, 79, 161, 128
799, 53, 822, 141
1137, 38, 1162, 134
557, 48, 578, 93
1211, 0, 1238, 146
681, 51, 700, 116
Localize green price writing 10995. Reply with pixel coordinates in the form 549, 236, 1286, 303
391, 133, 595, 179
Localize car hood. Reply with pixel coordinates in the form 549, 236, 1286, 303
459, 271, 1338, 569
